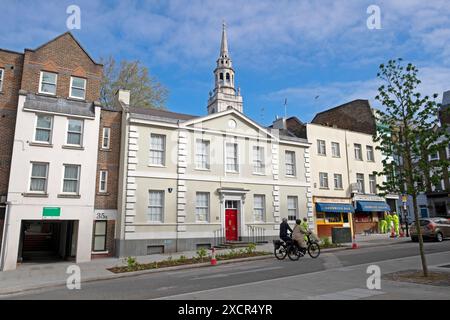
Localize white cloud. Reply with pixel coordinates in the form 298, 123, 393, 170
263, 64, 450, 121
1, 0, 449, 70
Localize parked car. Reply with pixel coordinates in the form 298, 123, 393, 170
409, 218, 450, 242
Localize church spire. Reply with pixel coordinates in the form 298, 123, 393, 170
220, 21, 229, 58
207, 23, 243, 114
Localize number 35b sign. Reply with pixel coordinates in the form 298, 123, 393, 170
93, 210, 117, 221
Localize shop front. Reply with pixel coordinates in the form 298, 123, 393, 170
353, 196, 391, 234
314, 197, 354, 238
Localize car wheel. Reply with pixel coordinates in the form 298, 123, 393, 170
435, 232, 443, 242
411, 236, 418, 242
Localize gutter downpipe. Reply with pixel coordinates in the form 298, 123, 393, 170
0, 201, 12, 271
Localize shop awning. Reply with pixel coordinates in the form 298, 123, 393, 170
356, 201, 390, 212
316, 203, 355, 213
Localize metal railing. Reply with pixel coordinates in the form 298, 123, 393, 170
247, 225, 267, 244
213, 227, 225, 247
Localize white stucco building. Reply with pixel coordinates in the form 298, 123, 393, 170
114, 25, 312, 256
0, 92, 101, 270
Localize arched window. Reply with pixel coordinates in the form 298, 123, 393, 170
220, 73, 224, 80
226, 73, 230, 81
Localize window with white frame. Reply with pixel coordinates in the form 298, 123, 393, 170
0, 68, 4, 91
285, 151, 296, 176
195, 192, 209, 222
253, 195, 265, 222
67, 119, 83, 146
29, 162, 48, 193
99, 170, 108, 193
317, 140, 326, 155
354, 144, 363, 160
252, 146, 265, 174
366, 145, 375, 161
149, 134, 166, 166
434, 180, 445, 191
428, 150, 439, 161
195, 139, 210, 170
39, 71, 57, 95
63, 165, 80, 194
287, 196, 298, 221
369, 174, 377, 194
334, 173, 343, 189
226, 142, 238, 172
70, 76, 86, 99
319, 172, 329, 189
331, 142, 340, 157
102, 127, 111, 149
356, 173, 365, 193
148, 190, 164, 222
93, 221, 107, 252
34, 114, 53, 143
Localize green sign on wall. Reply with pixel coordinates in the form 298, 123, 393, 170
43, 207, 61, 218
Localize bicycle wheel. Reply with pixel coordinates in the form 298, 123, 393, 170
274, 245, 287, 260
308, 242, 320, 258
287, 245, 302, 261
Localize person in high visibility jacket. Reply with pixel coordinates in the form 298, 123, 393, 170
380, 218, 387, 233
392, 213, 399, 236
300, 217, 309, 242
385, 213, 393, 234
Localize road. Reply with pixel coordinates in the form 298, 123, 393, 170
3, 240, 450, 300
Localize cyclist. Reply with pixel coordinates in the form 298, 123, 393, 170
279, 217, 293, 244
292, 219, 307, 252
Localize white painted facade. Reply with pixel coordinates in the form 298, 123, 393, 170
115, 107, 311, 255
1, 92, 101, 270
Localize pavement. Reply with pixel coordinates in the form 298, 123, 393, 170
0, 234, 412, 296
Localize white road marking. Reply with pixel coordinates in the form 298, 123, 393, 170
308, 288, 385, 300
191, 266, 283, 280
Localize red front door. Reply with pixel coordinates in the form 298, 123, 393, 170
225, 209, 238, 241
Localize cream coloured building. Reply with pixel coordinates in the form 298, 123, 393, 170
114, 25, 312, 256
307, 122, 389, 238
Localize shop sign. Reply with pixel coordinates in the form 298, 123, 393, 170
314, 197, 351, 204
43, 207, 61, 219
353, 195, 385, 202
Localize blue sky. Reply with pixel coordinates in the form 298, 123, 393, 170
2, 0, 450, 124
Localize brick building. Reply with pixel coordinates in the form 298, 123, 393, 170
92, 104, 121, 258
311, 99, 378, 136
0, 49, 24, 251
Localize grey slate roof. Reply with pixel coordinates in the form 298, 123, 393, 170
129, 107, 198, 124
23, 93, 96, 117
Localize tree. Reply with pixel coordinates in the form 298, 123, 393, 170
374, 59, 449, 277
100, 56, 168, 109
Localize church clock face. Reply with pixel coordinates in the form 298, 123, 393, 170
228, 119, 237, 129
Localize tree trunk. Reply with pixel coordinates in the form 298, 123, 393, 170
412, 193, 428, 277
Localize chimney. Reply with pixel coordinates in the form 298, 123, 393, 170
272, 117, 286, 130
116, 89, 130, 105
442, 90, 450, 106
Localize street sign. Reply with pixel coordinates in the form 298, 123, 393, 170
401, 195, 407, 203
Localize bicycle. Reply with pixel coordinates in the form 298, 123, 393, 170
273, 233, 320, 261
